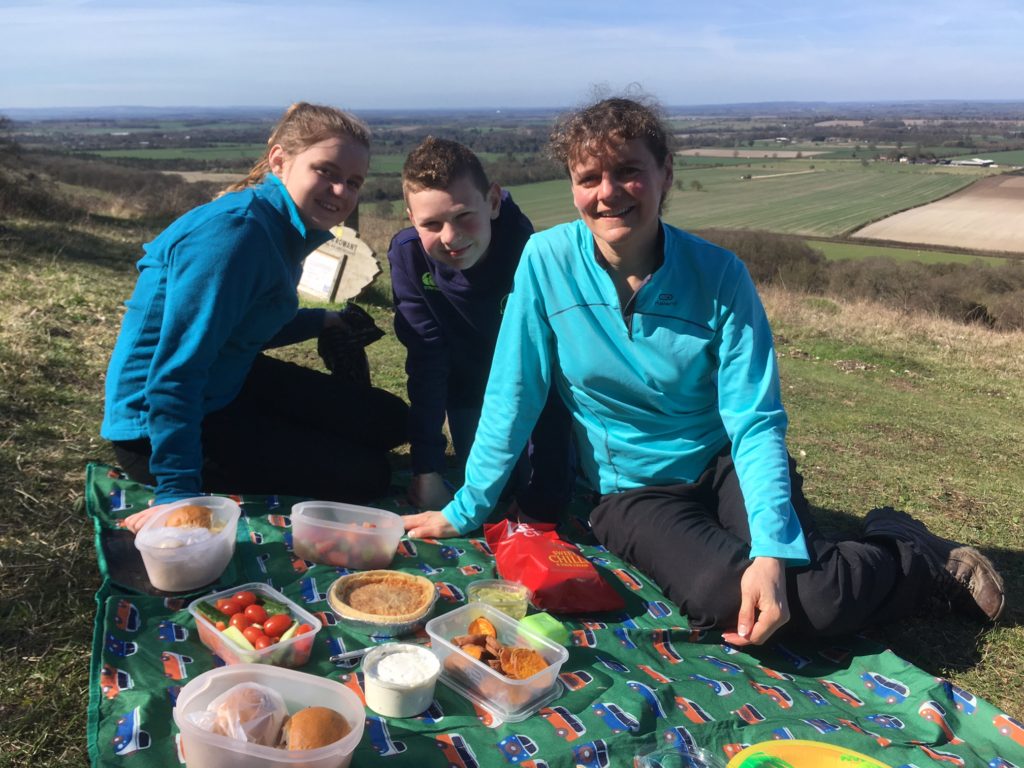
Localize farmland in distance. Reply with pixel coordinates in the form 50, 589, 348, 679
509, 159, 996, 237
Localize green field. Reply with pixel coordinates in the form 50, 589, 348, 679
369, 151, 515, 175
92, 143, 266, 161
509, 161, 992, 236
806, 239, 1012, 266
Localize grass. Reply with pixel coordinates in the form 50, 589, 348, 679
1, 201, 1023, 766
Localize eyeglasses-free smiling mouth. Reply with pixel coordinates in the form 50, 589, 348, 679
595, 206, 635, 218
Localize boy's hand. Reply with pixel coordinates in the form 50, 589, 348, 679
403, 510, 459, 539
407, 472, 454, 510
721, 556, 790, 646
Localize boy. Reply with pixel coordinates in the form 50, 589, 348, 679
388, 137, 573, 520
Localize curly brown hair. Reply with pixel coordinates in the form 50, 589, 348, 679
402, 136, 490, 199
548, 96, 671, 171
222, 102, 370, 195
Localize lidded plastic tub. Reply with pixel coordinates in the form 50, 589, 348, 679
425, 602, 568, 723
187, 582, 321, 668
134, 496, 240, 592
173, 663, 364, 768
290, 501, 403, 569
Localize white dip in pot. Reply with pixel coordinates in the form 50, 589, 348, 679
362, 643, 440, 718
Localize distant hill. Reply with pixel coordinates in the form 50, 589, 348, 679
4, 100, 1024, 122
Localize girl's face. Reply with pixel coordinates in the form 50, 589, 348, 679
569, 137, 673, 256
269, 136, 369, 231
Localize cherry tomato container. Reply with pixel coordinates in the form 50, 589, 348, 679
290, 501, 404, 569
187, 582, 321, 668
134, 496, 240, 592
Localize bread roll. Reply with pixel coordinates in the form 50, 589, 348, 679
282, 706, 350, 750
165, 504, 212, 529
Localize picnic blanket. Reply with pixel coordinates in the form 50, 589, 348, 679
85, 462, 1024, 767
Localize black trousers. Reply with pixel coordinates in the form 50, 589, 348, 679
112, 354, 409, 503
589, 450, 929, 637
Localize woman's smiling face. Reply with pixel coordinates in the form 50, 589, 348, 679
569, 137, 673, 256
270, 136, 369, 231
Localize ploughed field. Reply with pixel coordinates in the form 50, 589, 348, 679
852, 175, 1024, 254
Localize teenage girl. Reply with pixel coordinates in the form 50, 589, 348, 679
102, 102, 408, 532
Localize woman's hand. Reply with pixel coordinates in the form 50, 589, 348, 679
121, 502, 173, 534
721, 556, 790, 647
403, 510, 459, 539
407, 472, 454, 511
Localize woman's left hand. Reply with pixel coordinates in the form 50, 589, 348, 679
122, 502, 173, 534
721, 556, 790, 646
403, 510, 459, 539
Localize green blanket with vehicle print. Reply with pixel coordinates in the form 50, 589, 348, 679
85, 462, 1024, 768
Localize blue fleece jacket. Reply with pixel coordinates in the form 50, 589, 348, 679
387, 192, 534, 474
443, 219, 809, 564
101, 175, 331, 502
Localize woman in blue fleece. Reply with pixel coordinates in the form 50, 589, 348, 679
103, 103, 408, 532
403, 96, 1004, 641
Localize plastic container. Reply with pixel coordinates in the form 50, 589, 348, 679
188, 583, 321, 668
466, 579, 532, 620
290, 501, 404, 569
636, 745, 726, 768
425, 602, 568, 723
362, 643, 440, 718
134, 496, 240, 592
173, 663, 364, 768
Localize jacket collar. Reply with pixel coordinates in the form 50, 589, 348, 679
260, 173, 335, 250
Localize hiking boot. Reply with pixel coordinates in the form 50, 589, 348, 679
864, 507, 1005, 622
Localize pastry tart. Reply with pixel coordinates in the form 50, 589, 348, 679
328, 570, 437, 636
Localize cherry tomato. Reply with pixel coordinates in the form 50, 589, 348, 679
231, 590, 258, 608
242, 626, 264, 645
262, 613, 293, 638
253, 634, 274, 650
229, 613, 251, 630
215, 598, 241, 616
243, 604, 268, 623
295, 623, 314, 635
214, 621, 227, 632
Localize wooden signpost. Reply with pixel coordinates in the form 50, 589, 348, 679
297, 224, 380, 303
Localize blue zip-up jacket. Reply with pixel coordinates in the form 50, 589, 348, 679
388, 192, 533, 474
101, 175, 331, 502
443, 219, 809, 564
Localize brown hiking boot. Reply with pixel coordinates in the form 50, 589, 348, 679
864, 507, 1005, 622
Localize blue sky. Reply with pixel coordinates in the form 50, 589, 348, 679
1, 0, 1022, 109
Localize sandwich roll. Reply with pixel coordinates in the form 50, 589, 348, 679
166, 504, 212, 529
282, 706, 350, 750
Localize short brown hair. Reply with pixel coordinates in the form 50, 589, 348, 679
402, 137, 490, 199
548, 96, 671, 170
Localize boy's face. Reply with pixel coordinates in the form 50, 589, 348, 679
405, 175, 501, 270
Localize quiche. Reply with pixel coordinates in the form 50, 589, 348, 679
328, 570, 436, 628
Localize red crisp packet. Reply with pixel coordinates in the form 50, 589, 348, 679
484, 521, 625, 614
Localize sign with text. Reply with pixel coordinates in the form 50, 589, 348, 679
297, 226, 381, 303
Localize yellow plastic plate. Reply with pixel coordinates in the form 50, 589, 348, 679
726, 739, 891, 767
